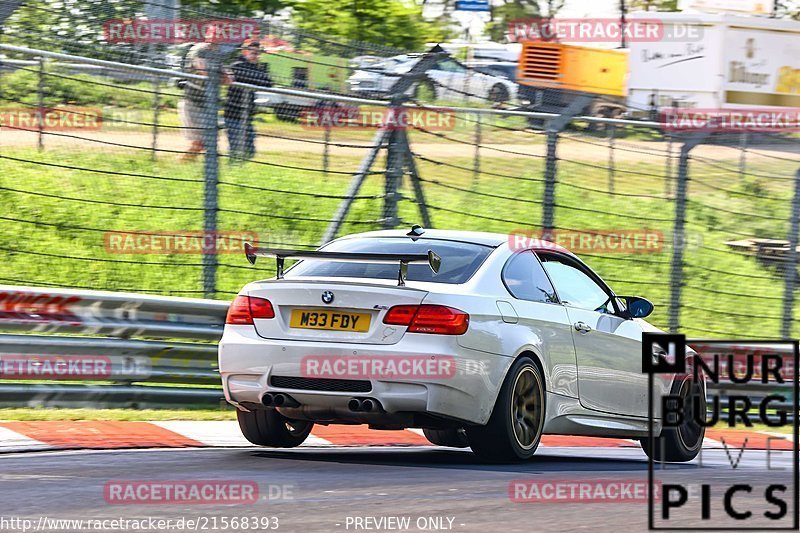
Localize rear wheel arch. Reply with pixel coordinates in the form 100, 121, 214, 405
513, 348, 548, 394
483, 347, 548, 422
467, 353, 547, 461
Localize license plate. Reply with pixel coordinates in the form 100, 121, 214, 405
289, 309, 371, 332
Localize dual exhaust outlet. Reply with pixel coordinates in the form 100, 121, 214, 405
262, 393, 299, 408
262, 393, 379, 412
348, 397, 379, 412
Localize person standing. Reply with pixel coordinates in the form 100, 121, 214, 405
178, 40, 212, 160
178, 25, 232, 160
224, 39, 273, 161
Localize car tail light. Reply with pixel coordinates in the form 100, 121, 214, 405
383, 304, 469, 335
226, 295, 275, 325
383, 305, 419, 326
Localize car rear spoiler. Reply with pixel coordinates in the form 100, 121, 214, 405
243, 243, 441, 286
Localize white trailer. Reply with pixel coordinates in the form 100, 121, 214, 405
626, 13, 800, 113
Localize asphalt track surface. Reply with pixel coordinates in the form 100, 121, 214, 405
0, 445, 796, 533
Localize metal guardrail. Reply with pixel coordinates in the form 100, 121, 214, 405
0, 285, 795, 413
0, 285, 227, 408
0, 285, 226, 338
0, 335, 219, 384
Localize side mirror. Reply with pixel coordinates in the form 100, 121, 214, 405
619, 296, 654, 319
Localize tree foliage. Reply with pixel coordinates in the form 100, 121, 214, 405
180, 0, 285, 16
287, 0, 451, 50
627, 0, 679, 11
485, 0, 565, 42
774, 0, 800, 19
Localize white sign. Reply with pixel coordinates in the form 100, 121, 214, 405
723, 28, 800, 106
628, 18, 800, 111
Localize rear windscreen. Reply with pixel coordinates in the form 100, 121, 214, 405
285, 238, 494, 284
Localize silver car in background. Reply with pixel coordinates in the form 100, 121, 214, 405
347, 55, 517, 103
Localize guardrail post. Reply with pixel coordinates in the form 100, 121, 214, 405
37, 56, 45, 151
151, 76, 160, 160
202, 53, 221, 298
781, 168, 800, 338
668, 131, 709, 333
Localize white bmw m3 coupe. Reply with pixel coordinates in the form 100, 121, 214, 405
219, 228, 706, 462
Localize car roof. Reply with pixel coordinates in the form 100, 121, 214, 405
334, 229, 575, 255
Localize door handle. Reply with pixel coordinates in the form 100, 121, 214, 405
574, 321, 592, 333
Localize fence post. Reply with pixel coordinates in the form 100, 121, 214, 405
664, 133, 674, 199
472, 112, 481, 186
608, 124, 616, 193
383, 107, 402, 229
151, 77, 160, 160
542, 96, 592, 239
321, 127, 387, 245
37, 56, 45, 151
323, 125, 331, 178
781, 168, 800, 338
668, 132, 708, 333
542, 129, 558, 238
738, 131, 748, 183
202, 54, 221, 299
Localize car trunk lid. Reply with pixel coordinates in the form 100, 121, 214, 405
247, 279, 428, 345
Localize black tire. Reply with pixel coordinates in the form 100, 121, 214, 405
422, 428, 469, 448
488, 84, 510, 104
466, 357, 545, 462
236, 409, 313, 448
640, 374, 705, 462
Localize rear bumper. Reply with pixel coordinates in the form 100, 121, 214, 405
218, 325, 512, 425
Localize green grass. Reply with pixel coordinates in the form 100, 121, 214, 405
0, 132, 795, 338
1, 69, 181, 110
